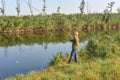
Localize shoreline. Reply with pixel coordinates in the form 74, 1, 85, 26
0, 25, 120, 34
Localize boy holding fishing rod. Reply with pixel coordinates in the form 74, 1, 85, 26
68, 31, 79, 63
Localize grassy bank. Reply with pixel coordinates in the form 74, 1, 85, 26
6, 30, 120, 80
6, 56, 120, 80
0, 13, 120, 33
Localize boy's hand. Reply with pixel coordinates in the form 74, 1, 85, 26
69, 36, 73, 41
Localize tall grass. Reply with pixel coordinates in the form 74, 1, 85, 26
0, 13, 120, 32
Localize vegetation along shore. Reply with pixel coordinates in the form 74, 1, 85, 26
0, 13, 120, 34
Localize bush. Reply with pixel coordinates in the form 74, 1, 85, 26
83, 34, 120, 58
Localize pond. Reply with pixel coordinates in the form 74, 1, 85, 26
0, 31, 89, 79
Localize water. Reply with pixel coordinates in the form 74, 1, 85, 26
0, 32, 88, 79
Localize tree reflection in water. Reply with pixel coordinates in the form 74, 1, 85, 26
4, 47, 8, 57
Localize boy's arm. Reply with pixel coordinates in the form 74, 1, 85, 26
70, 36, 74, 42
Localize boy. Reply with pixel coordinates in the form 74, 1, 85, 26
68, 31, 79, 63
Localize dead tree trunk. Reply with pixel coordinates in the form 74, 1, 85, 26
28, 0, 33, 15
0, 0, 5, 16
16, 0, 21, 16
42, 0, 46, 15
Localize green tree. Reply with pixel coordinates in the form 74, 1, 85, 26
79, 0, 85, 14
57, 6, 60, 13
103, 1, 115, 13
107, 1, 115, 13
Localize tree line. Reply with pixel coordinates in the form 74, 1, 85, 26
0, 0, 120, 16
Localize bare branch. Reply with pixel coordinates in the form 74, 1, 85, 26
0, 0, 5, 16
28, 0, 33, 15
16, 0, 21, 16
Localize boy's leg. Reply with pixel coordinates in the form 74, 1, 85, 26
74, 50, 78, 62
68, 49, 74, 63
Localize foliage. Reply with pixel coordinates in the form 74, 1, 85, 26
82, 30, 120, 58
49, 52, 69, 66
0, 13, 120, 32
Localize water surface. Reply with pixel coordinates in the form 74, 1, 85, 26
0, 32, 88, 79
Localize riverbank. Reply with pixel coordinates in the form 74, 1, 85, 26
6, 51, 120, 80
6, 30, 120, 80
6, 58, 120, 80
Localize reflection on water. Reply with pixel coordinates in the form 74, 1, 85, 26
0, 42, 89, 79
0, 31, 101, 79
0, 74, 3, 80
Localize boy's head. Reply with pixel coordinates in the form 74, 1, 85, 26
74, 31, 78, 36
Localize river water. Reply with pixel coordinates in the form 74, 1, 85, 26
0, 32, 88, 79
